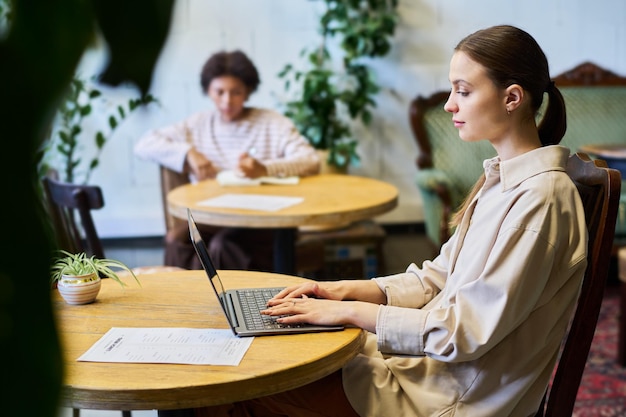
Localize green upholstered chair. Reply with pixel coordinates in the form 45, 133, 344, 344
409, 90, 494, 250
409, 62, 626, 251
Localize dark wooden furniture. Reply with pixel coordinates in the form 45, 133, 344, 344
620, 247, 626, 366
160, 166, 189, 233
535, 153, 621, 416
43, 175, 107, 259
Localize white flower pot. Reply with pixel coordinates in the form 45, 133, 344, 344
57, 272, 101, 305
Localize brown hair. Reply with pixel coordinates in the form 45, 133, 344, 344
200, 50, 260, 94
450, 25, 567, 227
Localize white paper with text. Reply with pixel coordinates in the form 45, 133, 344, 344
77, 327, 253, 366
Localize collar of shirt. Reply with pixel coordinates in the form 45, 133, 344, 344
483, 145, 570, 192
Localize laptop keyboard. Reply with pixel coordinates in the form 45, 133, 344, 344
237, 288, 306, 330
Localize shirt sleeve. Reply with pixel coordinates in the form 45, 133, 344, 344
373, 232, 454, 308
372, 233, 453, 356
134, 117, 194, 173
261, 112, 320, 177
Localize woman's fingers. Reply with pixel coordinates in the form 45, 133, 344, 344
268, 284, 315, 304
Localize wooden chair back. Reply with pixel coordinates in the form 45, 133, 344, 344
160, 165, 190, 233
536, 152, 622, 416
42, 175, 106, 259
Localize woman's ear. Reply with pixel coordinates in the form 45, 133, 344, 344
505, 84, 524, 112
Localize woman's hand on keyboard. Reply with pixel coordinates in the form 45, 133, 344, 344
267, 282, 341, 303
261, 296, 379, 332
268, 279, 386, 306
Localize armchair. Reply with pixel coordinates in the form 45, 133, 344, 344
409, 91, 494, 250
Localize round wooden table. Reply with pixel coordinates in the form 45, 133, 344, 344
167, 174, 399, 274
53, 270, 365, 413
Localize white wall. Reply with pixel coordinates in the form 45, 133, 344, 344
77, 0, 626, 238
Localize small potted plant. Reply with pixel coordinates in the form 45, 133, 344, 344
51, 250, 141, 305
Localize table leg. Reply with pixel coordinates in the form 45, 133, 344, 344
157, 409, 195, 417
274, 228, 296, 275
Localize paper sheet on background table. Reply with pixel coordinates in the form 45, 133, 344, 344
216, 170, 299, 186
198, 193, 304, 212
77, 327, 253, 366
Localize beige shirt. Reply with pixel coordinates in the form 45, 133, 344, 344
343, 145, 588, 417
134, 107, 320, 180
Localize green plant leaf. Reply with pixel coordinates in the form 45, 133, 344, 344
80, 104, 92, 116
276, 0, 397, 168
95, 131, 105, 148
50, 250, 141, 287
40, 75, 160, 184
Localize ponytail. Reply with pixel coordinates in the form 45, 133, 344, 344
537, 81, 567, 146
449, 25, 567, 230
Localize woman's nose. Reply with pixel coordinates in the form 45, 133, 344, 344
221, 93, 232, 105
443, 93, 456, 113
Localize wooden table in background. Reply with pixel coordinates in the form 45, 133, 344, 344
53, 270, 365, 415
166, 174, 399, 274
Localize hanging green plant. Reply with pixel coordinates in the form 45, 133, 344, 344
37, 76, 158, 184
278, 0, 398, 169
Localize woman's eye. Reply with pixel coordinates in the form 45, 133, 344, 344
457, 91, 469, 97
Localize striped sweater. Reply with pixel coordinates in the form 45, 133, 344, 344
134, 107, 320, 180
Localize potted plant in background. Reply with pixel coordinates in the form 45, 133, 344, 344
51, 250, 141, 305
37, 75, 158, 185
35, 73, 159, 263
278, 0, 398, 171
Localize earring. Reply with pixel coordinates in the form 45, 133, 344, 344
506, 108, 511, 115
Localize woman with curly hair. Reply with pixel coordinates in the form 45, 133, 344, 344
135, 50, 319, 271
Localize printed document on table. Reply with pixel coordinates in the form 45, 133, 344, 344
77, 327, 253, 366
198, 193, 304, 212
216, 170, 299, 186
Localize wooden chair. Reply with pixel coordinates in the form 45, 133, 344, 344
534, 153, 621, 416
42, 175, 106, 259
160, 165, 190, 234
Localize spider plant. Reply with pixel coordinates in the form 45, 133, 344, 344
50, 250, 140, 287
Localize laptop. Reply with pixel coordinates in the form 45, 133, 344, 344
188, 209, 344, 337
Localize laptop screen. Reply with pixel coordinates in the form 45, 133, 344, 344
187, 209, 235, 330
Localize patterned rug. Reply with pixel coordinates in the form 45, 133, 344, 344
573, 284, 626, 416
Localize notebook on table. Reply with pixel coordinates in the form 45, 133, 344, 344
187, 209, 343, 337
